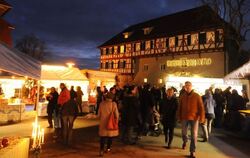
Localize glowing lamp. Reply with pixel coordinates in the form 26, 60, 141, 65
159, 79, 163, 84
66, 62, 75, 68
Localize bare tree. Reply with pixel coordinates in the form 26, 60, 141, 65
200, 0, 250, 47
15, 34, 46, 60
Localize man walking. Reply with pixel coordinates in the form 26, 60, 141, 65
178, 81, 205, 158
160, 88, 178, 149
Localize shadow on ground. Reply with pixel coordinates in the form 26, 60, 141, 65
36, 126, 186, 158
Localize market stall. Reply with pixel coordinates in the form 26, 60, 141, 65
165, 76, 247, 96
0, 42, 41, 124
224, 60, 250, 137
81, 69, 117, 107
224, 60, 250, 97
38, 64, 89, 116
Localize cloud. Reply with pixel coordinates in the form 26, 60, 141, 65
5, 0, 203, 68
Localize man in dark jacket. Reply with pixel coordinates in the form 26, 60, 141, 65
46, 87, 59, 128
160, 88, 178, 149
139, 84, 154, 135
70, 86, 77, 100
122, 85, 140, 145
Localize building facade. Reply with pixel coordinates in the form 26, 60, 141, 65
99, 6, 238, 86
0, 0, 13, 46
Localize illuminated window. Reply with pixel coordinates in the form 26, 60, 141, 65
191, 34, 198, 45
207, 31, 215, 43
126, 44, 131, 52
108, 47, 113, 54
101, 48, 106, 55
123, 32, 132, 39
114, 46, 118, 54
169, 37, 175, 48
156, 38, 165, 49
136, 43, 140, 51
120, 45, 125, 53
145, 41, 151, 50
143, 27, 153, 35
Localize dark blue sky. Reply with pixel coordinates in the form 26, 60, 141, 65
4, 0, 236, 68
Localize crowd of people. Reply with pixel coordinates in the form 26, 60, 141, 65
44, 81, 249, 158
95, 82, 249, 158
46, 83, 83, 145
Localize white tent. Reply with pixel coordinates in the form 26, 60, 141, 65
0, 42, 41, 79
41, 65, 88, 81
38, 65, 89, 116
225, 60, 250, 79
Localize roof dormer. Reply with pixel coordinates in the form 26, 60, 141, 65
143, 27, 153, 35
123, 32, 132, 39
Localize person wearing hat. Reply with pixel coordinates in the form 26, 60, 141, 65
98, 92, 119, 156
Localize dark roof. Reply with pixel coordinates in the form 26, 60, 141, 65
99, 5, 226, 48
0, 0, 10, 7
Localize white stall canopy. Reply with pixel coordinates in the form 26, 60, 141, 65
41, 65, 88, 81
225, 60, 250, 79
0, 42, 41, 79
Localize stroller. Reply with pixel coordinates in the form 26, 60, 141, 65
148, 109, 162, 137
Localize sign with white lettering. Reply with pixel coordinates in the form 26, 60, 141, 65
166, 58, 212, 67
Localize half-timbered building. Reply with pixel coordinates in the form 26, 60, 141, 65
99, 6, 239, 86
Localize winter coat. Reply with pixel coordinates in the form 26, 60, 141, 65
76, 90, 83, 105
58, 88, 70, 106
160, 96, 178, 126
213, 93, 226, 113
178, 91, 205, 123
46, 91, 59, 114
61, 99, 79, 117
203, 94, 216, 118
98, 99, 119, 137
122, 95, 140, 127
228, 94, 245, 111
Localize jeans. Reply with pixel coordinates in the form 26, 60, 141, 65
181, 120, 199, 152
201, 118, 213, 139
100, 137, 113, 151
163, 124, 174, 145
62, 115, 75, 145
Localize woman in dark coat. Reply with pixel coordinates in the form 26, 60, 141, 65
46, 87, 59, 128
122, 85, 140, 144
160, 88, 178, 149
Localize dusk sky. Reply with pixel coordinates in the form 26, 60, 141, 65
4, 0, 237, 68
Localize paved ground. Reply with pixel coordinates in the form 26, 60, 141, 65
1, 117, 249, 158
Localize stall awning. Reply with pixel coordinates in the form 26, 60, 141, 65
225, 60, 250, 79
41, 65, 88, 81
0, 42, 41, 79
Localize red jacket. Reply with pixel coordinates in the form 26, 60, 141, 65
58, 88, 70, 106
178, 91, 205, 123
